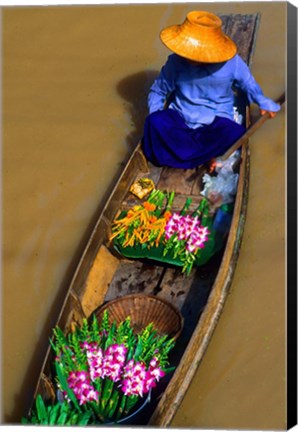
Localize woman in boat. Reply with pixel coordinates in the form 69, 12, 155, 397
142, 11, 280, 169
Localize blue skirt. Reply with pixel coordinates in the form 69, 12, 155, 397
142, 109, 245, 169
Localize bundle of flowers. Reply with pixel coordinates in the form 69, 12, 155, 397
23, 311, 175, 425
110, 189, 214, 275
110, 189, 174, 248
163, 210, 210, 274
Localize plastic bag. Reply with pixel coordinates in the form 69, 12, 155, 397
201, 152, 240, 206
213, 149, 241, 174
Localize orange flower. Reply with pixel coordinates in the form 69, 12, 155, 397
149, 216, 158, 223
164, 211, 172, 221
143, 201, 156, 212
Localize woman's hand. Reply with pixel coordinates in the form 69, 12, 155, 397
260, 109, 277, 118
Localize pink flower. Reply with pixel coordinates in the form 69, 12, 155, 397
187, 226, 210, 253
62, 341, 168, 406
77, 371, 89, 381
120, 359, 166, 397
149, 357, 158, 368
102, 360, 123, 382
86, 344, 104, 382
131, 381, 145, 398
148, 358, 165, 382
143, 375, 157, 393
121, 379, 135, 396
67, 370, 99, 405
148, 367, 165, 381
100, 344, 128, 382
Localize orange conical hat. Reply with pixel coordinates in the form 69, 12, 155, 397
160, 11, 237, 63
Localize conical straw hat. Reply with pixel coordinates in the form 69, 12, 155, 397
160, 11, 237, 63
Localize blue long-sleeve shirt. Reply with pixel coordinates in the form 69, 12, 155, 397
148, 54, 280, 129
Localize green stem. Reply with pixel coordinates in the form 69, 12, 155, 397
100, 379, 114, 412
106, 391, 120, 421
165, 191, 175, 212
123, 395, 139, 417
147, 189, 159, 202
180, 197, 192, 215
192, 197, 208, 218
201, 202, 211, 225
115, 394, 127, 421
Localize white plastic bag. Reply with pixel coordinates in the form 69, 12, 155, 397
201, 153, 239, 206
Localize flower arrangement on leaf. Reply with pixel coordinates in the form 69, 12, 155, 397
110, 187, 213, 275
23, 311, 175, 425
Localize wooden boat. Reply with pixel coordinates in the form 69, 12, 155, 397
31, 13, 260, 427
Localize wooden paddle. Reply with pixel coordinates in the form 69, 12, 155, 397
220, 92, 286, 162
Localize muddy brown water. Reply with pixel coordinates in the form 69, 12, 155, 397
2, 2, 286, 428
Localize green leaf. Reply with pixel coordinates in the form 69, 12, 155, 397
69, 332, 87, 370
91, 313, 101, 343
115, 394, 127, 421
100, 309, 111, 334
55, 361, 81, 412
101, 379, 114, 411
133, 336, 143, 361
77, 411, 93, 425
163, 366, 176, 374
53, 327, 68, 351
181, 197, 193, 215
57, 411, 68, 425
107, 391, 120, 420
48, 402, 61, 425
123, 394, 138, 417
105, 322, 116, 349
35, 394, 48, 424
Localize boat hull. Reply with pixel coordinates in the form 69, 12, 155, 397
30, 13, 259, 427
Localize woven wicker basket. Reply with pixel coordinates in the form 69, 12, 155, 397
93, 294, 183, 340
